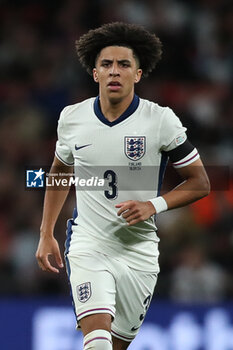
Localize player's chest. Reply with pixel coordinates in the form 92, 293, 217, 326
68, 119, 160, 165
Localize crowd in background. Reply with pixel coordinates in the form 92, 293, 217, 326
0, 0, 232, 301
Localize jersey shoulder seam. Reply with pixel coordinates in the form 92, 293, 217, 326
61, 97, 95, 120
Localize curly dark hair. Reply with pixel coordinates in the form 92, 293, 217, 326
75, 22, 162, 77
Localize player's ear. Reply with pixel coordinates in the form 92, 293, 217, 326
135, 69, 142, 84
93, 68, 99, 83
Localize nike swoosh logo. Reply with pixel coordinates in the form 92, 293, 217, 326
75, 144, 91, 151
131, 326, 140, 331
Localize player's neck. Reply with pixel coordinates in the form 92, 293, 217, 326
99, 92, 134, 122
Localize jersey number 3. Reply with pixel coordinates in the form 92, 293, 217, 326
104, 170, 117, 199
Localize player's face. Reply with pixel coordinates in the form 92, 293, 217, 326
93, 46, 142, 103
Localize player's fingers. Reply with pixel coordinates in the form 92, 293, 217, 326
127, 218, 141, 226
122, 208, 137, 219
36, 253, 46, 270
116, 201, 133, 216
115, 201, 128, 208
54, 249, 64, 268
41, 255, 59, 274
125, 213, 140, 224
115, 203, 124, 208
45, 257, 60, 273
127, 213, 146, 225
37, 259, 46, 271
117, 206, 129, 216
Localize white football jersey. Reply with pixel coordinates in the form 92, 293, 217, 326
55, 95, 199, 272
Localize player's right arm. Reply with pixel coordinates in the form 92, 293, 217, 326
36, 155, 73, 273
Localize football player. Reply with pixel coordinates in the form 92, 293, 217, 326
36, 22, 210, 350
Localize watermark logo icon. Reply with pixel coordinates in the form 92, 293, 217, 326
26, 168, 45, 188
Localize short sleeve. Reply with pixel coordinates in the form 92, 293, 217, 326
55, 107, 74, 166
160, 107, 200, 168
160, 107, 187, 152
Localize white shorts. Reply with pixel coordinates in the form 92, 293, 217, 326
66, 251, 157, 342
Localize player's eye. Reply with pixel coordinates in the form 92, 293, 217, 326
101, 62, 111, 67
120, 62, 130, 67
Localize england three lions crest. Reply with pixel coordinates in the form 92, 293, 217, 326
77, 282, 92, 303
125, 136, 146, 161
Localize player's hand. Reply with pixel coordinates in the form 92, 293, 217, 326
36, 235, 64, 273
116, 200, 156, 226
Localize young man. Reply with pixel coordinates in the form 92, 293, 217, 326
36, 22, 210, 350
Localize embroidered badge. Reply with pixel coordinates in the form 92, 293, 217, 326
77, 282, 92, 303
175, 135, 186, 146
125, 136, 146, 161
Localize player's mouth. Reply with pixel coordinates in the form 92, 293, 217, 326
107, 81, 122, 91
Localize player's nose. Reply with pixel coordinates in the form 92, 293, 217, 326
109, 62, 120, 76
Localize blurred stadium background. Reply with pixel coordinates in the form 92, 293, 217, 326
0, 0, 232, 349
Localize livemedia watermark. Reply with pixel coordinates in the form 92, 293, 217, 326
25, 165, 231, 191
26, 168, 104, 190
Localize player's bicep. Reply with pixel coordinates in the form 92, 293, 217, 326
175, 158, 210, 193
165, 138, 210, 187
175, 158, 208, 181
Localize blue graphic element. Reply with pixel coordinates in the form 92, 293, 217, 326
75, 144, 91, 151
26, 168, 45, 188
1, 300, 233, 350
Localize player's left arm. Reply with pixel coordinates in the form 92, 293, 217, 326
160, 157, 210, 209
116, 158, 210, 226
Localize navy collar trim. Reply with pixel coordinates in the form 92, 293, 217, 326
94, 94, 139, 127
